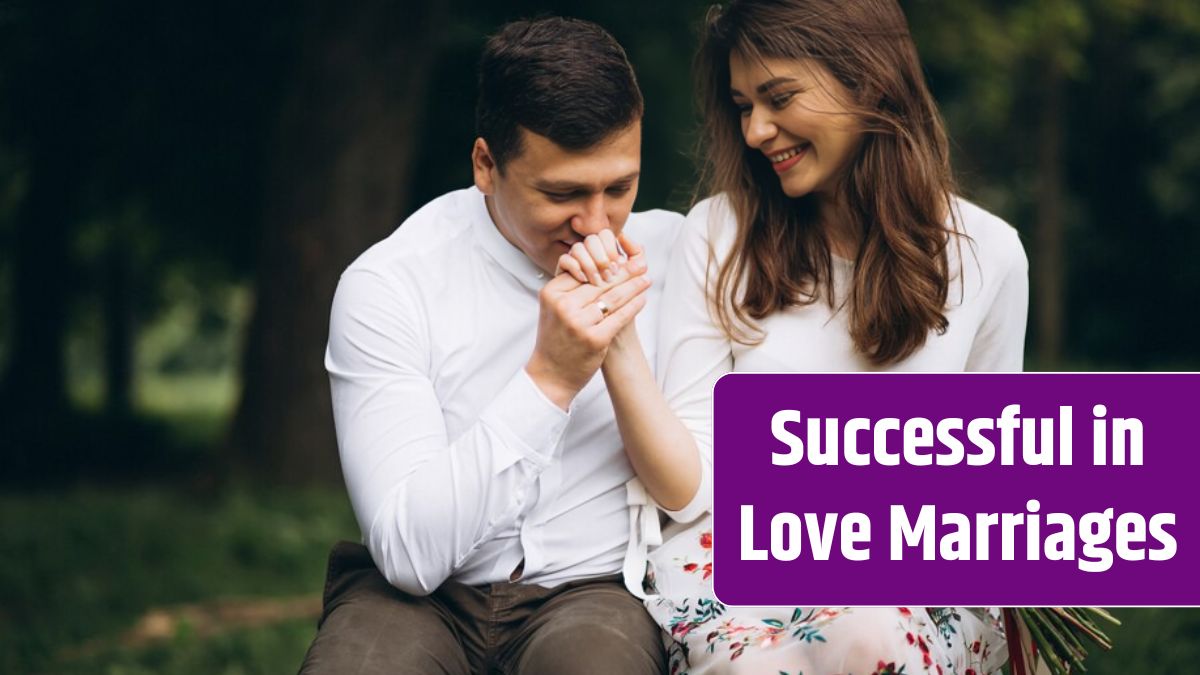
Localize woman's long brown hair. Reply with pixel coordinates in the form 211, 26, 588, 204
698, 0, 961, 365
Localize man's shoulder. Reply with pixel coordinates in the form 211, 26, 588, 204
348, 187, 479, 276
336, 187, 483, 314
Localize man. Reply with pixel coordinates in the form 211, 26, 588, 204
299, 16, 682, 675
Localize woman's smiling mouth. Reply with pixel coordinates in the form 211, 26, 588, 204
767, 143, 810, 173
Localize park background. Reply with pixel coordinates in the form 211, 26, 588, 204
2, 0, 1198, 672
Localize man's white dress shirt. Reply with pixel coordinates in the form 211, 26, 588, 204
326, 186, 683, 596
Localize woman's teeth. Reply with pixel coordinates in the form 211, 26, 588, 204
769, 145, 808, 163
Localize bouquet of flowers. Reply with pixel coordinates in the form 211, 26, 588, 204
1002, 607, 1120, 675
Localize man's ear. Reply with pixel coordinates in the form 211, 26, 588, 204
472, 138, 498, 195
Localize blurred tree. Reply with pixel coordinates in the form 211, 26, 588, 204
226, 1, 444, 484
0, 0, 288, 480
907, 0, 1090, 366
0, 3, 115, 479
909, 0, 1200, 368
0, 3, 88, 419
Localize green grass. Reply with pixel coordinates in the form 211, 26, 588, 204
46, 619, 321, 675
0, 486, 358, 674
1080, 607, 1200, 675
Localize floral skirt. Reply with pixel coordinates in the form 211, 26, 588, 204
644, 516, 1008, 675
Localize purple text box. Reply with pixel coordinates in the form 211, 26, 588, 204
712, 373, 1200, 606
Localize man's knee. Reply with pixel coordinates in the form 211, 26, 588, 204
513, 582, 665, 675
517, 621, 665, 675
299, 551, 470, 675
299, 592, 468, 675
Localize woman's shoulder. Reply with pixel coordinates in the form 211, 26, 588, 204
682, 193, 739, 252
950, 196, 1028, 273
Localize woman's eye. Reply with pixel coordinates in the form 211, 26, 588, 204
735, 103, 752, 117
771, 92, 795, 108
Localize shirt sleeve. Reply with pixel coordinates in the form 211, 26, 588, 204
965, 228, 1030, 372
655, 198, 737, 523
326, 268, 569, 596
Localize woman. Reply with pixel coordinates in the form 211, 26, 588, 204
558, 1, 1026, 673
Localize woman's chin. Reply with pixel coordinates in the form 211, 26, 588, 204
778, 180, 813, 199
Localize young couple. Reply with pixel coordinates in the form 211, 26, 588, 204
302, 1, 1027, 674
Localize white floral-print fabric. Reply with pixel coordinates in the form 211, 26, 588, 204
644, 518, 1007, 675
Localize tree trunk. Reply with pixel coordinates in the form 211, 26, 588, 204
0, 153, 77, 478
1034, 61, 1066, 368
103, 232, 135, 418
1, 157, 74, 414
226, 1, 442, 485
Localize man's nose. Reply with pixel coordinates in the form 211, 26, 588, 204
571, 194, 610, 236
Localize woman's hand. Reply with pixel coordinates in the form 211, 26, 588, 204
556, 229, 647, 289
555, 226, 702, 512
556, 230, 648, 356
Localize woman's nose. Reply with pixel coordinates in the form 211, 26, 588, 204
743, 106, 777, 149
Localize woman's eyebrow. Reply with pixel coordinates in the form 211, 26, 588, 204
755, 76, 798, 94
731, 76, 799, 98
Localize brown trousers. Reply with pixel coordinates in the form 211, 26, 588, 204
298, 541, 666, 674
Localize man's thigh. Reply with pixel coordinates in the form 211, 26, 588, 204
298, 542, 474, 675
502, 576, 666, 675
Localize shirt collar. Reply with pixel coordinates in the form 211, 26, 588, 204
469, 186, 549, 292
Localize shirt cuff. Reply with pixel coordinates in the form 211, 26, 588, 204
480, 368, 571, 469
661, 455, 712, 523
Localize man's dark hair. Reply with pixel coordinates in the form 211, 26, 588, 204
476, 17, 644, 170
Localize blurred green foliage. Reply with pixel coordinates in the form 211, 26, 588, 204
0, 487, 358, 673
1084, 608, 1200, 675
52, 619, 322, 675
